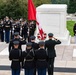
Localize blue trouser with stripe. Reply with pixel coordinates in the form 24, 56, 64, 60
5, 30, 10, 43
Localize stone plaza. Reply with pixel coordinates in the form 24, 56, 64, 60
0, 41, 76, 75
0, 4, 76, 75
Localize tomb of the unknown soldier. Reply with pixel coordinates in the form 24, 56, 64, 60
36, 4, 70, 45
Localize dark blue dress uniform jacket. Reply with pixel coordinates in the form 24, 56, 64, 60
31, 42, 39, 50
22, 49, 35, 69
9, 38, 26, 52
9, 49, 22, 70
35, 48, 48, 69
45, 39, 61, 58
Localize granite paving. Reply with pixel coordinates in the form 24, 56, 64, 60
0, 39, 76, 75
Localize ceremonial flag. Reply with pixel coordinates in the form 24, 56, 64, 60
28, 0, 44, 40
28, 0, 36, 20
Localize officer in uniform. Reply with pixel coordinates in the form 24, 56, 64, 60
45, 33, 61, 75
30, 36, 39, 50
4, 16, 12, 43
0, 20, 4, 42
35, 41, 48, 75
9, 32, 26, 52
9, 41, 22, 75
30, 36, 39, 75
22, 42, 35, 75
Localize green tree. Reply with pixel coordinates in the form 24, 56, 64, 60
68, 0, 76, 13
0, 0, 50, 19
33, 0, 50, 7
51, 0, 69, 4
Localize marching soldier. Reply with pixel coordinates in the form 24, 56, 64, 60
35, 41, 48, 75
9, 32, 26, 52
45, 33, 61, 75
22, 42, 35, 75
9, 41, 22, 75
0, 19, 4, 42
4, 16, 12, 43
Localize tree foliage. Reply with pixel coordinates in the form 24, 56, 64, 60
68, 0, 76, 13
51, 0, 76, 13
51, 0, 69, 4
0, 0, 50, 19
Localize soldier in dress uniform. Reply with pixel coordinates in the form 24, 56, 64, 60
29, 22, 35, 37
9, 41, 22, 75
30, 36, 39, 75
45, 33, 61, 75
10, 18, 14, 39
21, 21, 28, 41
0, 19, 4, 42
14, 22, 20, 35
30, 21, 36, 36
4, 16, 12, 43
30, 36, 39, 50
73, 23, 76, 43
22, 42, 35, 75
35, 41, 48, 75
9, 32, 26, 52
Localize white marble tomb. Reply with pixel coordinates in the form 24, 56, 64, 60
35, 4, 70, 44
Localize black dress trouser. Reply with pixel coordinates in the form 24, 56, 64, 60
48, 57, 55, 75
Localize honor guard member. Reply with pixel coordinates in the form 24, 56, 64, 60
21, 22, 28, 41
45, 33, 61, 75
4, 16, 12, 43
9, 32, 26, 52
0, 20, 4, 42
9, 41, 22, 75
22, 42, 35, 75
14, 22, 20, 35
35, 41, 48, 75
29, 23, 35, 37
10, 18, 14, 39
30, 36, 39, 75
30, 36, 39, 50
73, 23, 76, 43
29, 21, 36, 36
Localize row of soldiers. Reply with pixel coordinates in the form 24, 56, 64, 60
0, 16, 36, 43
8, 32, 61, 75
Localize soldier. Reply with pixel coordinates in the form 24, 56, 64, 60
9, 41, 22, 75
45, 33, 61, 75
30, 36, 39, 50
9, 32, 26, 52
14, 22, 20, 35
21, 21, 28, 41
22, 42, 35, 75
30, 21, 36, 36
30, 36, 39, 75
35, 41, 48, 75
10, 18, 14, 39
73, 23, 76, 43
4, 16, 12, 43
29, 22, 35, 37
0, 19, 4, 42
